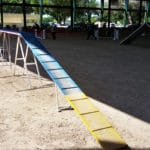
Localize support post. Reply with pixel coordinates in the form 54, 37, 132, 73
14, 36, 31, 88
14, 35, 41, 88
139, 0, 143, 25
23, 0, 27, 30
144, 0, 150, 23
25, 45, 41, 80
0, 0, 3, 28
0, 32, 11, 66
55, 83, 61, 112
101, 0, 104, 20
124, 0, 129, 27
108, 0, 111, 28
39, 0, 43, 27
71, 0, 76, 29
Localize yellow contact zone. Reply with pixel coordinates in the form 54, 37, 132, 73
65, 92, 127, 150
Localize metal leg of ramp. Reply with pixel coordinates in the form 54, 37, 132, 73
0, 33, 11, 66
14, 36, 41, 88
55, 84, 73, 112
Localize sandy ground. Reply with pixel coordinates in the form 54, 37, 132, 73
0, 32, 150, 150
0, 63, 101, 149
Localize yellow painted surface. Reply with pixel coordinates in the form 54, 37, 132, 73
65, 92, 87, 101
81, 112, 112, 131
65, 93, 128, 150
70, 98, 98, 115
94, 128, 127, 150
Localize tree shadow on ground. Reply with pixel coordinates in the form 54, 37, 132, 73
5, 34, 150, 123
44, 37, 150, 124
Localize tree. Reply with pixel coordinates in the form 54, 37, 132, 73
1, 0, 99, 24
3, 0, 22, 13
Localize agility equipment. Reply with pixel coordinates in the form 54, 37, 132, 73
120, 23, 150, 45
0, 29, 129, 150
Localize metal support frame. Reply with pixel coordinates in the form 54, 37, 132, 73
34, 29, 46, 40
55, 83, 60, 112
144, 0, 150, 23
108, 0, 111, 28
55, 84, 73, 112
0, 32, 11, 66
71, 0, 75, 29
22, 0, 27, 29
0, 1, 148, 29
0, 0, 3, 28
39, 0, 43, 27
139, 0, 143, 25
101, 0, 104, 20
14, 35, 41, 88
124, 0, 129, 27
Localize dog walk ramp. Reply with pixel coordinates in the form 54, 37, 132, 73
0, 30, 129, 150
120, 23, 150, 45
22, 32, 129, 150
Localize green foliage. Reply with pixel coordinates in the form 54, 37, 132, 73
2, 0, 22, 3
43, 16, 53, 23
91, 16, 98, 23
111, 11, 124, 23
2, 0, 147, 26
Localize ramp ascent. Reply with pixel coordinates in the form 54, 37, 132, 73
0, 29, 129, 150
120, 23, 150, 45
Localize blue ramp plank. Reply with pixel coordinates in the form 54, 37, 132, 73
63, 88, 82, 95
34, 49, 48, 55
21, 32, 48, 52
21, 33, 82, 94
55, 78, 78, 89
37, 55, 56, 62
42, 61, 62, 70
50, 70, 69, 79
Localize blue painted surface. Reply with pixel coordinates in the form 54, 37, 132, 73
0, 29, 82, 95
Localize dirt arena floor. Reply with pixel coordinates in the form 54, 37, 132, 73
0, 32, 150, 150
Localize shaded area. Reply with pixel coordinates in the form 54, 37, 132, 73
1, 32, 150, 149
53, 148, 148, 150
0, 32, 130, 149
120, 23, 150, 45
41, 34, 150, 123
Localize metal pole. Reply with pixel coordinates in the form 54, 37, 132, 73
23, 0, 27, 29
101, 0, 104, 20
39, 0, 43, 27
19, 37, 31, 88
7, 34, 11, 67
139, 0, 143, 25
124, 0, 129, 27
0, 0, 3, 28
71, 0, 75, 29
144, 0, 149, 23
55, 83, 61, 112
14, 36, 19, 75
108, 0, 111, 28
87, 0, 91, 23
